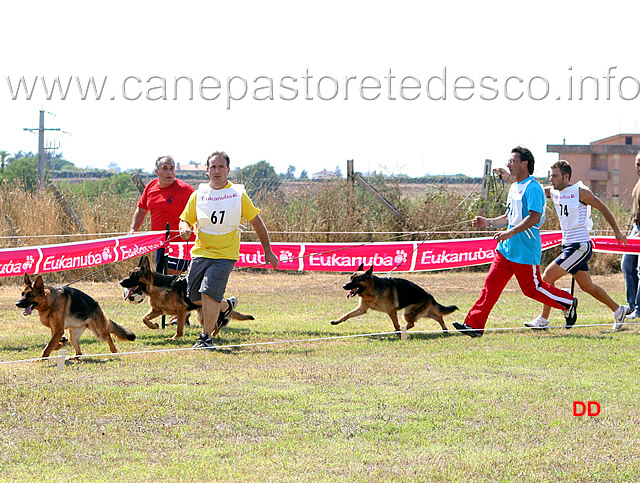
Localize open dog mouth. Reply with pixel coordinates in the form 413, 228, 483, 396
123, 286, 140, 300
346, 287, 360, 299
22, 304, 35, 316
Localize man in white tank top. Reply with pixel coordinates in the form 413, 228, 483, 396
504, 160, 628, 330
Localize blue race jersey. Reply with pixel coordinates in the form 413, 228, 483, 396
497, 176, 545, 265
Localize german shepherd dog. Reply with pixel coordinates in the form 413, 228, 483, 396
330, 264, 458, 333
119, 255, 254, 339
16, 273, 136, 359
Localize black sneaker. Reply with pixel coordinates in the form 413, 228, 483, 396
193, 333, 215, 350
452, 322, 483, 338
563, 297, 578, 328
217, 296, 237, 329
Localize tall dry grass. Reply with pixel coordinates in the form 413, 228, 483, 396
0, 177, 630, 284
0, 181, 137, 283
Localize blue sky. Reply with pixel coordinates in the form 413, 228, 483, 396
1, 1, 639, 177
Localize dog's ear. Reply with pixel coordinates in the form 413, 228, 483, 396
364, 266, 374, 277
24, 272, 32, 286
357, 263, 364, 272
140, 255, 150, 273
34, 275, 45, 293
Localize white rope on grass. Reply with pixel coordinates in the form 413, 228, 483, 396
437, 321, 640, 334
0, 329, 402, 365
0, 321, 638, 368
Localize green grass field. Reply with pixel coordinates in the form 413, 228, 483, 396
0, 270, 638, 481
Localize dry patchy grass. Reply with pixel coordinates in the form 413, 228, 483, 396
0, 270, 639, 481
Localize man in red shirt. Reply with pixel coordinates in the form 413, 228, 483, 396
129, 155, 195, 275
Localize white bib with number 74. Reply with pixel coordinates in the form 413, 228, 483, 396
195, 183, 244, 235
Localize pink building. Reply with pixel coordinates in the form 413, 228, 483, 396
547, 134, 640, 207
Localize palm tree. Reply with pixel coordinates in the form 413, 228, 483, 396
0, 150, 11, 178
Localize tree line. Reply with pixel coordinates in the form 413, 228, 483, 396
0, 149, 485, 195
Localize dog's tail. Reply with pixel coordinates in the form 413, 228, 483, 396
230, 310, 255, 321
108, 320, 137, 341
434, 302, 459, 316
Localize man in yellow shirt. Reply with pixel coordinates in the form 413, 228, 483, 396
179, 151, 279, 349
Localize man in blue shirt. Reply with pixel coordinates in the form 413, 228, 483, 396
453, 146, 577, 337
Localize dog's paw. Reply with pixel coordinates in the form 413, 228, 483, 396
143, 320, 160, 330
53, 336, 69, 351
167, 334, 182, 341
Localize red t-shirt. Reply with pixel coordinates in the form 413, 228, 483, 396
138, 178, 195, 239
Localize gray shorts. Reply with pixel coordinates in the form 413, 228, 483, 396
555, 241, 592, 275
186, 258, 236, 303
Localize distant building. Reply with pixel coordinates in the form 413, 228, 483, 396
311, 169, 339, 180
547, 133, 640, 206
176, 162, 207, 173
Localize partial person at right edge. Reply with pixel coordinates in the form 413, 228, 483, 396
621, 151, 640, 319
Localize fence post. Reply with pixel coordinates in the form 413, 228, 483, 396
131, 173, 146, 195
3, 214, 20, 246
353, 173, 403, 221
481, 159, 492, 200
47, 183, 87, 234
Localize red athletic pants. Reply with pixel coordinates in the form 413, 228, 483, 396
465, 251, 574, 331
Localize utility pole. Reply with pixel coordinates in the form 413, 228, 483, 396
23, 110, 62, 190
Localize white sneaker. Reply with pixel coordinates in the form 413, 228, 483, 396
524, 316, 549, 330
613, 305, 630, 331
626, 310, 640, 320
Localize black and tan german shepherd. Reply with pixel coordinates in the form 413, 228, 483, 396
119, 255, 254, 339
330, 264, 458, 333
16, 273, 136, 359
